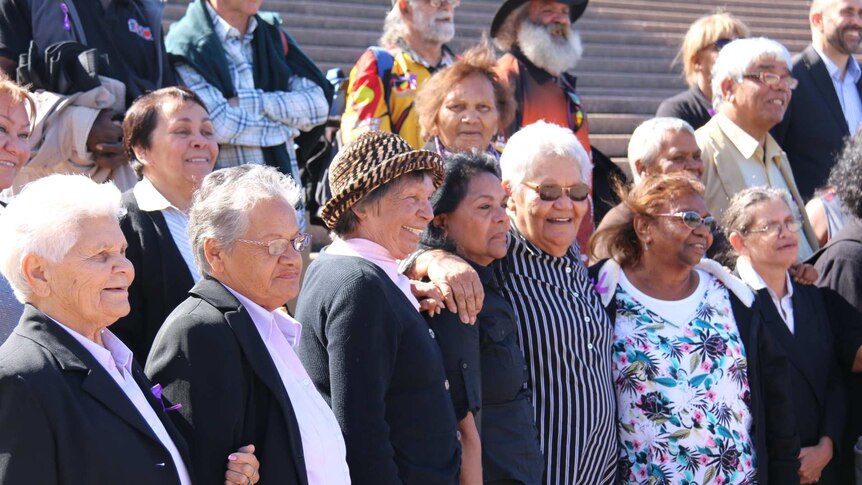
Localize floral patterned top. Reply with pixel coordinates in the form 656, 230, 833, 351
613, 269, 757, 485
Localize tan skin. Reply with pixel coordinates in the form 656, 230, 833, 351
811, 0, 862, 78
719, 59, 793, 141
625, 193, 713, 300
429, 172, 509, 485
523, 0, 570, 37
401, 0, 456, 66
633, 130, 704, 182
728, 200, 832, 484
22, 215, 261, 484
0, 92, 32, 191
690, 33, 740, 103
433, 73, 500, 153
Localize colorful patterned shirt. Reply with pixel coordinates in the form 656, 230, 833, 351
613, 269, 757, 485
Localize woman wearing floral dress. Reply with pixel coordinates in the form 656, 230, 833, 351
589, 174, 800, 485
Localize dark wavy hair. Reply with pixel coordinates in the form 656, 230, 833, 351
828, 131, 862, 219
420, 152, 501, 252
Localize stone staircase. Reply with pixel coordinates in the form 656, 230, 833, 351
163, 0, 812, 168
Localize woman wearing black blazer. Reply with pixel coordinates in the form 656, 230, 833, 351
725, 187, 846, 484
113, 87, 218, 360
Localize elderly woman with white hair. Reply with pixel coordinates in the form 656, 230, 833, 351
409, 120, 617, 484
145, 164, 350, 485
0, 174, 259, 484
695, 36, 819, 259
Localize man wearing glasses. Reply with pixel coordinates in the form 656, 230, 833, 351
772, 0, 862, 201
695, 37, 819, 260
340, 0, 459, 149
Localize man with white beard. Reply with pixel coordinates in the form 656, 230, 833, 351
492, 0, 599, 260
341, 0, 458, 149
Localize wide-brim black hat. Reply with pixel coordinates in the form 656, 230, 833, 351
490, 0, 589, 39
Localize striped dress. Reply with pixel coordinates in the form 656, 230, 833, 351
498, 228, 617, 485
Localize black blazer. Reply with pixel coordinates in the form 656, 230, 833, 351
0, 305, 191, 484
145, 277, 308, 485
754, 284, 845, 484
113, 191, 195, 360
771, 45, 862, 200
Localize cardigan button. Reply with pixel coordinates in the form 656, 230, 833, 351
444, 380, 450, 390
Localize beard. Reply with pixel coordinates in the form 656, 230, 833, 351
826, 22, 862, 55
517, 19, 583, 77
413, 8, 455, 44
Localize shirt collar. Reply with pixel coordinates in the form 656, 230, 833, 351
714, 113, 783, 162
735, 256, 794, 300
223, 283, 302, 347
508, 222, 581, 264
133, 178, 183, 213
52, 319, 135, 375
813, 44, 862, 83
394, 39, 455, 70
206, 0, 257, 42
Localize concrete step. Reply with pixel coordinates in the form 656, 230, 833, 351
590, 133, 631, 158
583, 95, 662, 115
589, 113, 652, 134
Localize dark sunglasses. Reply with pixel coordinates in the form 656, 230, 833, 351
713, 38, 734, 51
521, 181, 590, 202
654, 211, 718, 233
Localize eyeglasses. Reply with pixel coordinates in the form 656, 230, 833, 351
521, 181, 590, 202
654, 211, 718, 233
741, 72, 799, 90
428, 0, 459, 7
744, 219, 802, 237
713, 37, 734, 51
236, 233, 312, 255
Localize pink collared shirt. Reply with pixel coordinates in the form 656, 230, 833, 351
52, 320, 193, 485
224, 285, 351, 485
327, 237, 421, 310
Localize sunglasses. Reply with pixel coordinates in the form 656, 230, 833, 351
654, 211, 718, 233
236, 233, 312, 255
521, 181, 590, 202
713, 37, 734, 51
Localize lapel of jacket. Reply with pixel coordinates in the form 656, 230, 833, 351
191, 278, 309, 483
130, 363, 193, 470
755, 287, 820, 398
788, 287, 827, 401
144, 207, 195, 298
15, 305, 166, 444
802, 45, 850, 133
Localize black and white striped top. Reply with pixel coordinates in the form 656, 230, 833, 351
498, 228, 617, 485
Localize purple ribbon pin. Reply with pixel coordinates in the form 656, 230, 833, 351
591, 272, 609, 295
150, 384, 183, 412
59, 2, 70, 31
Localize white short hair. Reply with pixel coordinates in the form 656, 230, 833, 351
189, 165, 303, 277
627, 117, 695, 175
500, 120, 592, 186
0, 174, 123, 303
711, 37, 792, 107
380, 0, 416, 47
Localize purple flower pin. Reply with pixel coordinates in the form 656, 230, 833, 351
150, 384, 183, 412
591, 272, 609, 295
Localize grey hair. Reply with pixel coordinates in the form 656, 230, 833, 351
722, 186, 794, 238
627, 117, 695, 181
711, 37, 792, 107
499, 120, 592, 186
188, 165, 302, 276
380, 0, 416, 47
0, 174, 124, 302
493, 4, 529, 51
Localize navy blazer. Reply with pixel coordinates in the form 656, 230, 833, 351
146, 277, 309, 485
755, 284, 845, 484
113, 190, 195, 361
772, 45, 862, 200
0, 305, 191, 484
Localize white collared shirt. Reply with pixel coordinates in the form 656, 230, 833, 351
813, 45, 862, 134
223, 285, 351, 485
736, 256, 795, 333
133, 178, 201, 282
52, 320, 193, 485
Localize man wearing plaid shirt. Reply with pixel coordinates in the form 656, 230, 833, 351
166, 0, 331, 230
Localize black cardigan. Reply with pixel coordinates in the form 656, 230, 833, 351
587, 263, 801, 485
295, 252, 460, 485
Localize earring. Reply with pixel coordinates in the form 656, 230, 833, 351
643, 239, 652, 252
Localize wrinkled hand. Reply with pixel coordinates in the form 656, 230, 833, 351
421, 250, 483, 324
789, 263, 818, 285
225, 444, 260, 485
798, 437, 832, 484
86, 109, 125, 171
411, 280, 445, 317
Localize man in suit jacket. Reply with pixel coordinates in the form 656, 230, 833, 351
696, 37, 819, 260
0, 174, 259, 485
771, 0, 862, 201
146, 165, 350, 484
